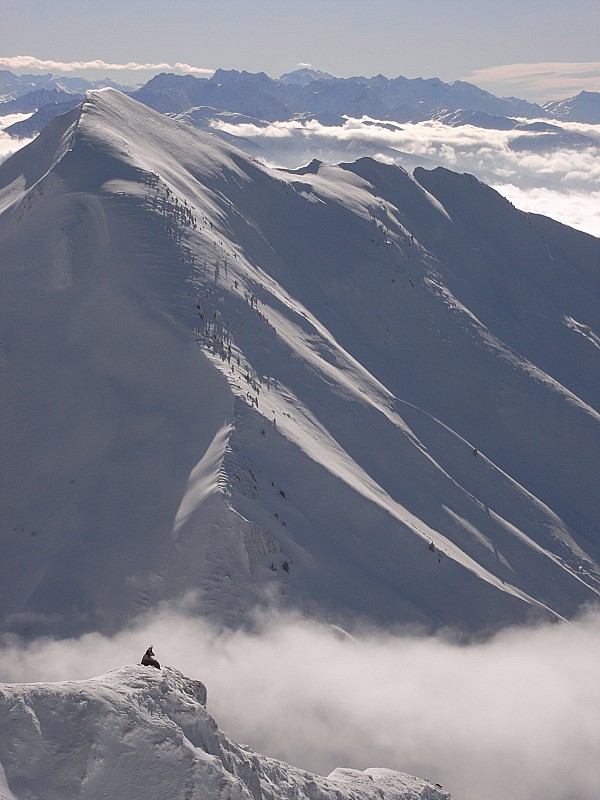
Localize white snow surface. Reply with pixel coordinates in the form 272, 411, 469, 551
1, 89, 600, 635
0, 665, 451, 800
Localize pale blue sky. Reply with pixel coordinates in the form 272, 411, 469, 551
1, 0, 600, 100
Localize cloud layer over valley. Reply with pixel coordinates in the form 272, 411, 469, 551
0, 114, 35, 164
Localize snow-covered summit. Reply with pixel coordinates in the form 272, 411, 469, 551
1, 89, 599, 637
0, 666, 451, 800
279, 67, 337, 85
543, 90, 600, 123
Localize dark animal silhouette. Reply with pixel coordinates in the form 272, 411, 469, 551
141, 645, 161, 670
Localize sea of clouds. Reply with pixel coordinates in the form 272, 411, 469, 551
0, 114, 35, 164
1, 604, 599, 800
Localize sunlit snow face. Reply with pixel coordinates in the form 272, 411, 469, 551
2, 105, 600, 235
209, 116, 600, 236
1, 605, 600, 800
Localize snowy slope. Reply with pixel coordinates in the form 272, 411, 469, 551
1, 89, 599, 636
543, 91, 600, 124
0, 666, 451, 800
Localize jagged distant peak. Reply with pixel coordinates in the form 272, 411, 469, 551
142, 70, 207, 88
279, 66, 337, 84
211, 67, 273, 84
543, 90, 600, 123
0, 69, 132, 104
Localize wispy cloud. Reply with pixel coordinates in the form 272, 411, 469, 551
0, 55, 214, 77
1, 606, 600, 800
462, 61, 600, 103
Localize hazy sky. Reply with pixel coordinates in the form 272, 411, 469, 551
2, 0, 600, 101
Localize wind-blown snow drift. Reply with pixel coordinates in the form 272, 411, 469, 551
1, 89, 599, 635
0, 666, 451, 800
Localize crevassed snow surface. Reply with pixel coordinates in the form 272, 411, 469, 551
0, 666, 451, 800
1, 89, 599, 635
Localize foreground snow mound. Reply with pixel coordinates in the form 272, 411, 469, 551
0, 667, 450, 800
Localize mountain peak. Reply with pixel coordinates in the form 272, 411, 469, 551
1, 91, 599, 639
279, 67, 337, 85
543, 89, 600, 122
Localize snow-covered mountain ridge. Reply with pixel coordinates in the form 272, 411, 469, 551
1, 89, 599, 636
543, 90, 600, 124
0, 665, 451, 800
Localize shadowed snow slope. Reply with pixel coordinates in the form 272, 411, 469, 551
1, 89, 599, 635
0, 666, 451, 800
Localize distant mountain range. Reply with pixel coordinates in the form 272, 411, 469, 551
1, 90, 598, 638
0, 68, 132, 100
2, 67, 600, 139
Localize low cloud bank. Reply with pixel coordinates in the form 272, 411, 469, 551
0, 114, 35, 165
493, 184, 600, 235
1, 606, 599, 800
212, 116, 600, 236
